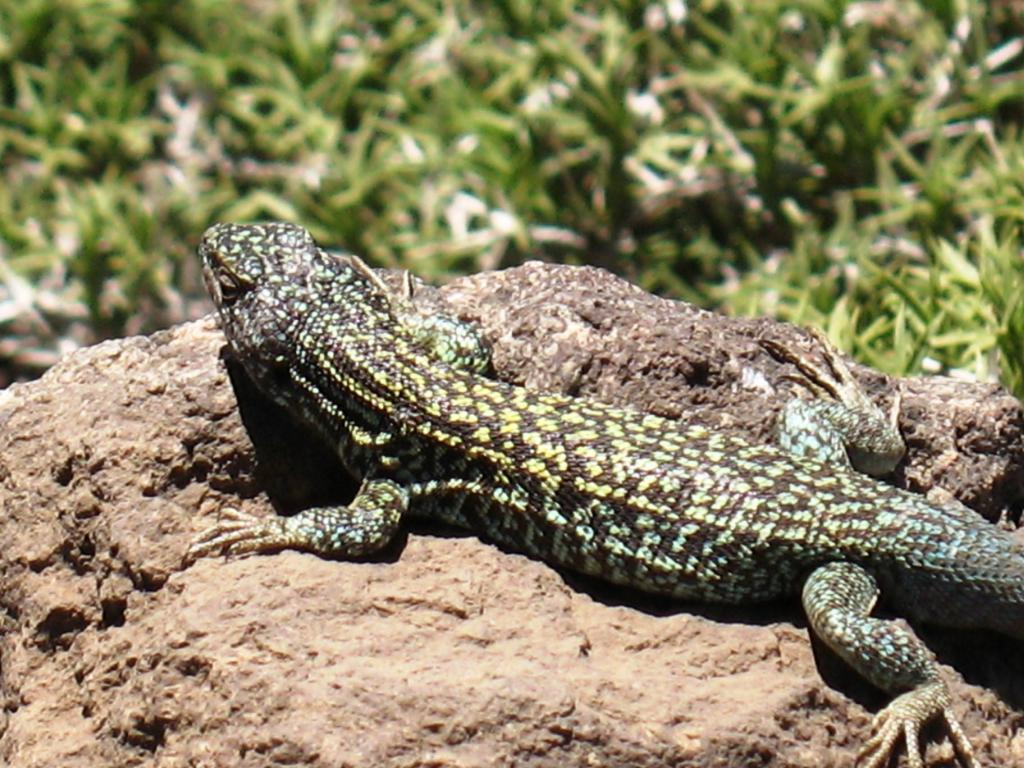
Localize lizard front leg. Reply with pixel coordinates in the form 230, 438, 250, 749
186, 476, 407, 561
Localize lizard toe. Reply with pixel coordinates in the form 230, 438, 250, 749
184, 507, 285, 563
857, 681, 978, 768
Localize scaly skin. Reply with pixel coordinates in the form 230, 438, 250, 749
190, 221, 1024, 767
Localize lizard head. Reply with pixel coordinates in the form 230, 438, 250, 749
200, 221, 342, 311
198, 221, 394, 408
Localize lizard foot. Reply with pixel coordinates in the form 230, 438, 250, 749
184, 507, 289, 564
858, 681, 978, 768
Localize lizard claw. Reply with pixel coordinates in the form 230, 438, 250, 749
184, 507, 285, 564
858, 681, 978, 768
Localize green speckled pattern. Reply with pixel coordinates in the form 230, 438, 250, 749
195, 221, 1022, 768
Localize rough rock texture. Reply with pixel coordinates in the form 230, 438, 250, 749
1, 261, 1024, 768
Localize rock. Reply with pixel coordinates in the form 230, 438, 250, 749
1, 262, 1022, 767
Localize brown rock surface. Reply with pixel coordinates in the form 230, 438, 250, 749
1, 262, 1023, 767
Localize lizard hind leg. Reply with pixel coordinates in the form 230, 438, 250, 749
801, 561, 979, 768
762, 329, 905, 476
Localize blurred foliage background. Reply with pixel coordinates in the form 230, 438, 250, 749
1, 0, 1023, 394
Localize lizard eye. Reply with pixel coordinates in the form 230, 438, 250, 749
209, 264, 253, 309
214, 266, 250, 306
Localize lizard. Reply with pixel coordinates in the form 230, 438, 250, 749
188, 221, 1024, 768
